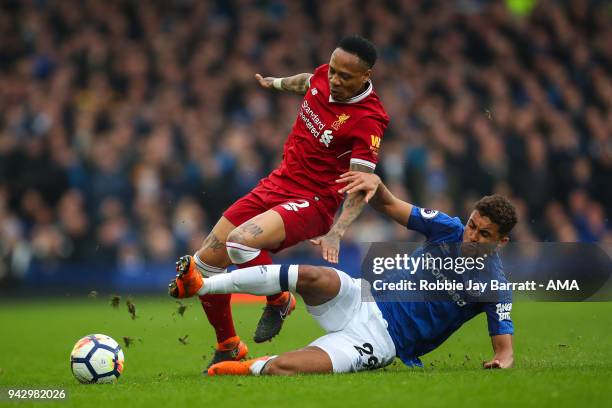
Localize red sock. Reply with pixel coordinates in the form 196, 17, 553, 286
199, 293, 236, 344
235, 250, 285, 304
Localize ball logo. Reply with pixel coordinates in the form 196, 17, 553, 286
420, 208, 439, 219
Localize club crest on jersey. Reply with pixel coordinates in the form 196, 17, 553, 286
311, 88, 318, 95
332, 113, 350, 131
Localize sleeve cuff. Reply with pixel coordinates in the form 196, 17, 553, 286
350, 158, 376, 170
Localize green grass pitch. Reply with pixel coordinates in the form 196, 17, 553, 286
1, 296, 611, 407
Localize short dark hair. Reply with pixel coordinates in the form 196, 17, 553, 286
338, 35, 377, 69
474, 195, 518, 237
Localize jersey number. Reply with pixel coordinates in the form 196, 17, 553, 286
354, 342, 379, 370
280, 200, 310, 212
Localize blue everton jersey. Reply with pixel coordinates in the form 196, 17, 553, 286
375, 206, 514, 367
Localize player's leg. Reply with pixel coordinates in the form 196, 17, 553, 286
207, 267, 396, 375
197, 264, 340, 305
207, 346, 333, 376
225, 209, 294, 342
169, 216, 233, 298
224, 197, 333, 342
205, 265, 341, 376
168, 216, 248, 368
225, 209, 285, 269
170, 184, 275, 368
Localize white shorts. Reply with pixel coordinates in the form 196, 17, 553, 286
307, 269, 396, 373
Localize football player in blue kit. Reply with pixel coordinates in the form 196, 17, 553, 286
191, 172, 517, 375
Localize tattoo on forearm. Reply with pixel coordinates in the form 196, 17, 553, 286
330, 163, 374, 235
202, 233, 225, 252
281, 73, 312, 94
331, 191, 367, 235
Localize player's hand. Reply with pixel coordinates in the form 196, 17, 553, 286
336, 171, 381, 203
255, 73, 275, 89
309, 232, 341, 264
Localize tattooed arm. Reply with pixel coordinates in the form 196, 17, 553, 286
255, 73, 312, 95
310, 163, 373, 263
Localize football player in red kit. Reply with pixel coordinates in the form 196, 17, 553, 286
168, 35, 389, 371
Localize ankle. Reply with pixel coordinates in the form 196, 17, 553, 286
266, 292, 289, 306
217, 335, 241, 350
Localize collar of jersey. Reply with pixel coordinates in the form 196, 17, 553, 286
328, 80, 373, 104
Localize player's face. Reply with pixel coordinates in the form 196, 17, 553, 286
462, 210, 509, 256
328, 48, 371, 101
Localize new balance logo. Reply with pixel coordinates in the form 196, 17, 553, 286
320, 129, 334, 147
281, 200, 310, 211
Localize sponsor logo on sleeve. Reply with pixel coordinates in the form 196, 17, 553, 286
420, 208, 439, 219
370, 135, 381, 155
495, 303, 512, 321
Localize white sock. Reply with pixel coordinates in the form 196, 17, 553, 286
225, 242, 261, 264
250, 356, 278, 376
197, 264, 299, 296
193, 254, 226, 277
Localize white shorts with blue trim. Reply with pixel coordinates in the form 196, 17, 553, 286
307, 269, 396, 373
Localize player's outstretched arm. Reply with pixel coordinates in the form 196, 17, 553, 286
310, 164, 374, 263
255, 73, 312, 95
337, 171, 413, 226
483, 334, 514, 369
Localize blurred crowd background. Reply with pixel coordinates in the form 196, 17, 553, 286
0, 0, 610, 286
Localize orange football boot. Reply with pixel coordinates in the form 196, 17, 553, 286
168, 255, 204, 298
207, 356, 271, 376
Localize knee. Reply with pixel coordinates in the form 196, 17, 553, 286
296, 266, 340, 304
297, 266, 335, 290
263, 357, 298, 376
297, 266, 324, 288
226, 228, 249, 246
226, 227, 263, 265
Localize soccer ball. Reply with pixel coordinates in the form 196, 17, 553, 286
70, 334, 125, 384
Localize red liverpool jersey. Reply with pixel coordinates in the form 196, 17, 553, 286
266, 64, 389, 210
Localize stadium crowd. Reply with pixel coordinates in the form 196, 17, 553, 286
0, 0, 610, 283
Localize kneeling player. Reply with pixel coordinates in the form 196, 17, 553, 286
183, 178, 518, 375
